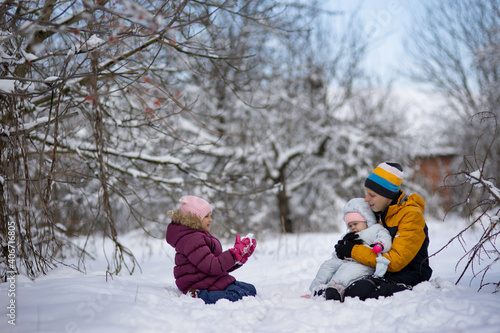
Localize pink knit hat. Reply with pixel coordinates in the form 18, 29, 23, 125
179, 196, 212, 220
344, 212, 366, 225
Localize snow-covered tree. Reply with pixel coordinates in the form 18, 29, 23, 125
178, 3, 407, 233
1, 0, 329, 278
0, 0, 409, 280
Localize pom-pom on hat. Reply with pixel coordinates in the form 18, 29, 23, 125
179, 195, 212, 221
365, 162, 404, 199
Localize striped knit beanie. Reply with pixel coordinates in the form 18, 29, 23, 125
365, 162, 404, 199
179, 196, 212, 220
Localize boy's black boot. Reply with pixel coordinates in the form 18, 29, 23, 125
325, 286, 345, 302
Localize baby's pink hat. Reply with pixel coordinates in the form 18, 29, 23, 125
179, 196, 212, 220
344, 212, 366, 225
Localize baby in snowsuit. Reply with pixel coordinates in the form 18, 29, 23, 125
309, 198, 392, 302
166, 195, 257, 304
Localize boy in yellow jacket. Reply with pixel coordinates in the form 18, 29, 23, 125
334, 162, 432, 300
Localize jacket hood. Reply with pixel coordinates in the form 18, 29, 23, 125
343, 198, 377, 227
167, 210, 203, 230
390, 192, 425, 216
402, 192, 425, 211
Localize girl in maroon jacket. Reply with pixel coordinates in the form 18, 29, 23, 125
166, 195, 257, 304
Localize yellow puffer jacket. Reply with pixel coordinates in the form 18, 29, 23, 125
351, 191, 432, 286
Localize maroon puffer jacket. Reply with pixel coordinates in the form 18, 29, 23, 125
166, 212, 238, 293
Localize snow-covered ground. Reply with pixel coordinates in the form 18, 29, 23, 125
2, 217, 500, 333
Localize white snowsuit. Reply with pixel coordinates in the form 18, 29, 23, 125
309, 198, 392, 293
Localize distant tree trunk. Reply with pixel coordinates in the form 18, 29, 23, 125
277, 183, 293, 233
